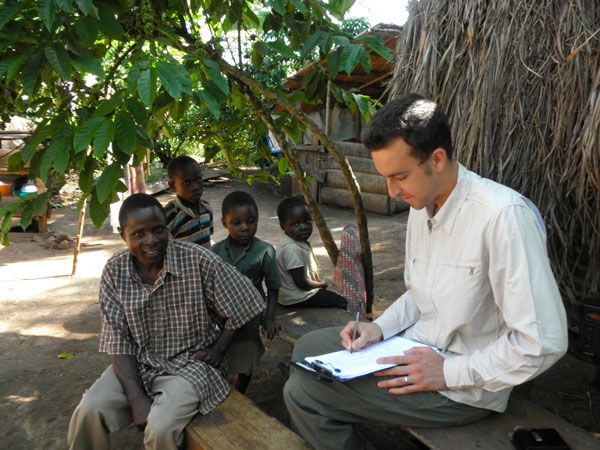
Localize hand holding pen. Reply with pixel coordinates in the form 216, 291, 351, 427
340, 305, 384, 352
350, 302, 361, 353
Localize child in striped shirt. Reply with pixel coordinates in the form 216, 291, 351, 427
164, 156, 213, 248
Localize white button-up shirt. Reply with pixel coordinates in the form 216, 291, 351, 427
374, 164, 567, 412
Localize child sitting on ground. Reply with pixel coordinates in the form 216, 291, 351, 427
276, 195, 348, 309
211, 190, 282, 393
164, 155, 213, 248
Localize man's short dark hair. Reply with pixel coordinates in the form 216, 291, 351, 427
277, 195, 307, 225
222, 191, 258, 217
119, 193, 166, 228
167, 155, 201, 180
361, 94, 454, 162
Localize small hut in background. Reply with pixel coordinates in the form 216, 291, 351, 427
284, 23, 406, 215
387, 0, 600, 342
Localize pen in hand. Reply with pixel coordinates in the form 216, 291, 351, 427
350, 302, 362, 354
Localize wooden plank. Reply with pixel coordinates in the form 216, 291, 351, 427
320, 186, 392, 215
184, 390, 311, 450
324, 168, 388, 196
406, 394, 599, 450
320, 154, 379, 175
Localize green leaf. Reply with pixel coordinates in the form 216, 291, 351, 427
8, 152, 24, 172
89, 191, 110, 229
327, 49, 341, 79
277, 156, 289, 175
352, 93, 371, 121
6, 52, 28, 83
127, 63, 141, 95
22, 123, 51, 162
202, 59, 229, 96
340, 44, 361, 75
289, 0, 307, 14
1, 213, 12, 246
58, 353, 73, 359
366, 43, 395, 61
37, 0, 57, 31
138, 67, 157, 108
79, 163, 94, 194
115, 111, 136, 156
75, 0, 92, 15
196, 89, 220, 119
50, 138, 70, 174
56, 0, 74, 13
301, 31, 322, 57
44, 44, 72, 81
19, 201, 35, 231
71, 53, 105, 80
156, 61, 182, 100
95, 163, 121, 203
266, 40, 295, 59
98, 4, 124, 40
74, 117, 104, 153
33, 193, 50, 214
39, 146, 55, 181
0, 0, 23, 32
92, 118, 114, 157
75, 16, 99, 47
21, 51, 44, 96
124, 99, 148, 127
93, 93, 123, 117
333, 36, 350, 47
271, 0, 286, 16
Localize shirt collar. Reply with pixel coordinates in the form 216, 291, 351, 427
224, 236, 254, 263
127, 241, 182, 285
174, 195, 197, 217
429, 163, 473, 235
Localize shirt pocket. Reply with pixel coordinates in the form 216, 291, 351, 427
432, 259, 489, 325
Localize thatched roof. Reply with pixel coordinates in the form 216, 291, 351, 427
387, 1, 600, 322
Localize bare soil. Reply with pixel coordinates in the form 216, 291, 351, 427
0, 168, 598, 449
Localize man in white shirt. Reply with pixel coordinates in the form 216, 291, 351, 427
283, 94, 568, 450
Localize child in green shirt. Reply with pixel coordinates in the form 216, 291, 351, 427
211, 190, 281, 392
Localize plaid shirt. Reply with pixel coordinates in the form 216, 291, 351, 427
98, 240, 265, 414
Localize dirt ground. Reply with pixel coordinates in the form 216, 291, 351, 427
1, 167, 599, 449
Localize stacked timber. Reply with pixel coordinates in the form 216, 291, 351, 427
296, 142, 408, 215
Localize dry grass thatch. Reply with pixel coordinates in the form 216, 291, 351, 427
388, 0, 600, 321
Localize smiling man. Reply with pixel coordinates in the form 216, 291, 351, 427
283, 94, 568, 450
67, 194, 265, 450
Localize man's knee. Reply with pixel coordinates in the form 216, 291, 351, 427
144, 413, 181, 447
293, 327, 342, 361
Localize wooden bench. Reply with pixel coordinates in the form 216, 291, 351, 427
274, 306, 600, 450
405, 393, 598, 449
184, 389, 311, 450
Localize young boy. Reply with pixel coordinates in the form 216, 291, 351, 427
164, 155, 213, 248
211, 191, 281, 392
276, 195, 347, 309
67, 194, 264, 450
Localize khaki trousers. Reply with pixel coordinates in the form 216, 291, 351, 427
68, 365, 200, 450
283, 327, 492, 450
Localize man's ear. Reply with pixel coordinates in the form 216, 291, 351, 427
168, 179, 175, 190
118, 227, 126, 242
430, 148, 447, 173
221, 217, 227, 228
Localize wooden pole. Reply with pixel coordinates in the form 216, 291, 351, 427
71, 197, 87, 276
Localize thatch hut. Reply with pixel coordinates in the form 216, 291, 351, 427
387, 0, 600, 344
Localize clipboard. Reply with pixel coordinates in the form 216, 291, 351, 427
293, 336, 442, 382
